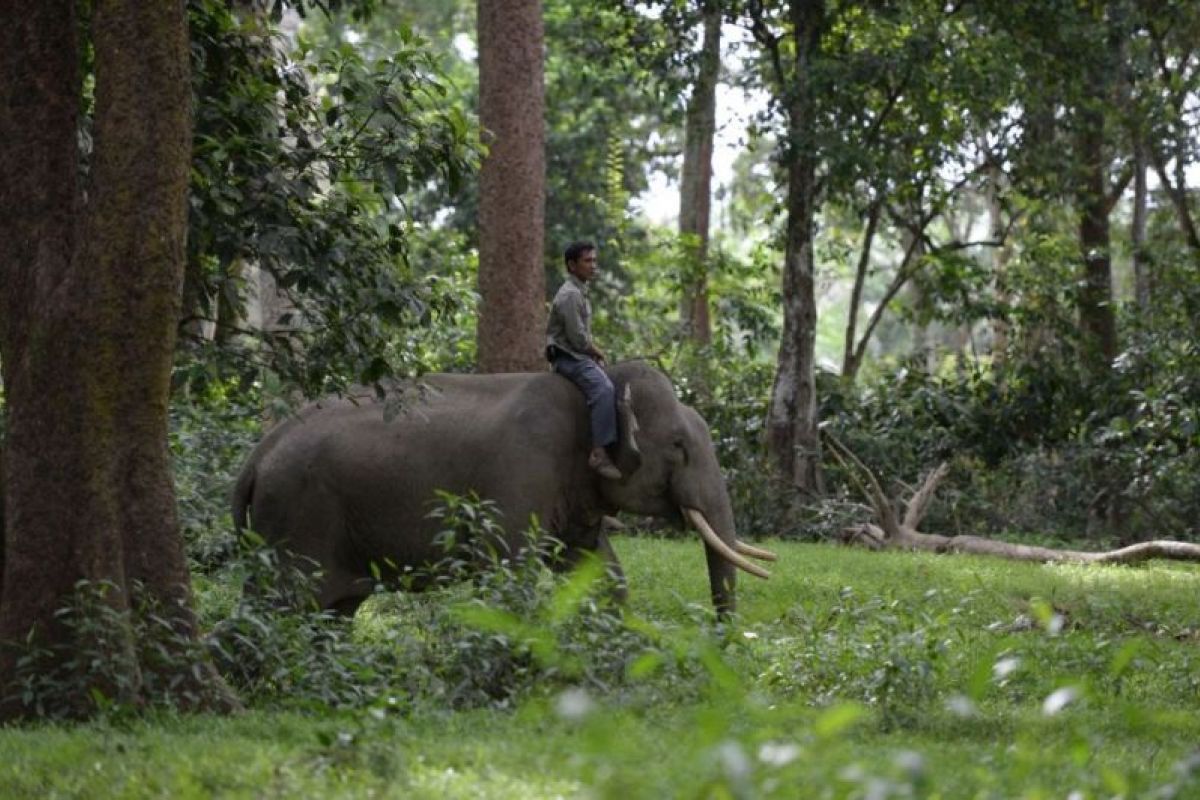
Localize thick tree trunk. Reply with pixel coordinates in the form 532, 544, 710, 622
0, 0, 235, 719
0, 0, 91, 669
679, 3, 721, 346
1074, 19, 1119, 375
766, 0, 825, 495
476, 0, 546, 373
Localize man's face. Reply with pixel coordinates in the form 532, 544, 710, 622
569, 249, 597, 282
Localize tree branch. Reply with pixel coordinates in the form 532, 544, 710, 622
1105, 158, 1135, 215
902, 462, 950, 530
822, 430, 900, 539
842, 196, 883, 378
745, 1, 787, 96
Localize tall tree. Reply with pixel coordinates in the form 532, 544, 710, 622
679, 1, 722, 345
1073, 1, 1124, 371
476, 0, 547, 373
0, 0, 233, 718
1130, 134, 1151, 311
749, 0, 827, 493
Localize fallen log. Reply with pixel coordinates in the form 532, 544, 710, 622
824, 432, 1200, 566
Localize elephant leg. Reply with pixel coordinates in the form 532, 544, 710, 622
595, 532, 628, 605
549, 531, 627, 606
316, 567, 373, 617
327, 594, 368, 618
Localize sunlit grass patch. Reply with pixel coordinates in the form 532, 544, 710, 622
2, 538, 1199, 798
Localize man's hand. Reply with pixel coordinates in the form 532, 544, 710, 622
590, 346, 607, 366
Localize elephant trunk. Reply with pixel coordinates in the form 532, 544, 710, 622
682, 508, 771, 579
681, 506, 777, 616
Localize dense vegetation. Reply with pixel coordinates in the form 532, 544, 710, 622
1, 0, 1198, 794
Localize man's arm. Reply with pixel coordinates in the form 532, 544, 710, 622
560, 291, 594, 355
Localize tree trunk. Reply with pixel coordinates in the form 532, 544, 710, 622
1131, 136, 1151, 312
1149, 146, 1200, 258
476, 0, 547, 373
840, 199, 880, 382
679, 2, 721, 346
1074, 10, 1121, 375
844, 211, 925, 384
766, 0, 825, 495
1075, 100, 1117, 373
0, 0, 236, 719
986, 166, 1013, 366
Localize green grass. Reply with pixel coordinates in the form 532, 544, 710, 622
3, 539, 1200, 799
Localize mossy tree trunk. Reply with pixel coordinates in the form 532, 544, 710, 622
0, 0, 236, 719
765, 0, 826, 495
679, 1, 721, 346
476, 0, 547, 373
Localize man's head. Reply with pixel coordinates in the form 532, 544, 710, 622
564, 240, 597, 282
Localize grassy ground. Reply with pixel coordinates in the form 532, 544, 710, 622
3, 539, 1200, 799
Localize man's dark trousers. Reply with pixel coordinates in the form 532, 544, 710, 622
552, 354, 617, 448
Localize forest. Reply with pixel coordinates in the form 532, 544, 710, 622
1, 0, 1199, 796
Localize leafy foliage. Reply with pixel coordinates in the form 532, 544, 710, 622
170, 384, 264, 571
182, 0, 480, 396
200, 494, 682, 712
6, 581, 229, 720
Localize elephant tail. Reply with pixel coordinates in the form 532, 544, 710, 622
231, 457, 256, 536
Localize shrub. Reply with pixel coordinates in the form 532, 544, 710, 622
200, 493, 677, 713
169, 385, 263, 571
6, 580, 232, 720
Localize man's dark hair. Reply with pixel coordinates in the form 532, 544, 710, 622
564, 240, 596, 267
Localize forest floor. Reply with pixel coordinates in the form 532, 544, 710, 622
3, 539, 1200, 798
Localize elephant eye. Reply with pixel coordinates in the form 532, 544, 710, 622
672, 438, 689, 464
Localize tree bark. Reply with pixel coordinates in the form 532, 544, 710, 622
1075, 100, 1117, 373
476, 0, 547, 373
766, 0, 825, 494
986, 164, 1013, 366
679, 2, 721, 346
1131, 136, 1151, 311
1073, 8, 1121, 375
0, 0, 236, 719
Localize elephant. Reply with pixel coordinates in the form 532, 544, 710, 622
231, 360, 775, 616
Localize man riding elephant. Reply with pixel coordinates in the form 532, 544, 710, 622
232, 359, 776, 617
545, 240, 622, 481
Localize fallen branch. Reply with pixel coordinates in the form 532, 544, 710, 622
824, 431, 1200, 566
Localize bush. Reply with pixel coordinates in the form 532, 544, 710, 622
170, 384, 263, 571
200, 493, 679, 713
6, 580, 232, 720
395, 493, 661, 708
817, 329, 1200, 543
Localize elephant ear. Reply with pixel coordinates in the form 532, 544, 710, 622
613, 382, 643, 476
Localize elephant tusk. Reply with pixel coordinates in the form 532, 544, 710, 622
682, 507, 771, 580
734, 541, 778, 562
